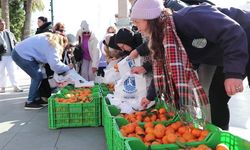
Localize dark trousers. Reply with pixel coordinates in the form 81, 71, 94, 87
39, 79, 51, 98
209, 67, 230, 130
39, 64, 54, 98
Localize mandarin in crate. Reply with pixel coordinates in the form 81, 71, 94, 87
166, 132, 177, 143
136, 115, 142, 122
145, 127, 154, 134
143, 116, 151, 122
154, 123, 165, 131
191, 128, 202, 137
216, 143, 229, 150
120, 128, 128, 136
162, 135, 169, 144
153, 127, 165, 138
165, 126, 175, 134
144, 133, 155, 142
197, 144, 212, 150
158, 108, 166, 114
170, 121, 182, 131
150, 114, 157, 121
182, 132, 195, 141
200, 130, 209, 137
178, 126, 188, 134
144, 122, 154, 129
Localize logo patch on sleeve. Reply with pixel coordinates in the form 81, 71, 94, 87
192, 38, 207, 48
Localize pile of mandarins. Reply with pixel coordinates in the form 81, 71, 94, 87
120, 120, 210, 146
55, 88, 93, 103
119, 108, 175, 123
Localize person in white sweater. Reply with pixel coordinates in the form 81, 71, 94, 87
76, 20, 100, 81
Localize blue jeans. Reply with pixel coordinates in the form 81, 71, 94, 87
12, 50, 43, 103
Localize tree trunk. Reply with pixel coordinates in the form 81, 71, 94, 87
1, 0, 10, 29
22, 0, 33, 39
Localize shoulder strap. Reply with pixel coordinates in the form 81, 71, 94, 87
78, 36, 81, 44
5, 31, 14, 51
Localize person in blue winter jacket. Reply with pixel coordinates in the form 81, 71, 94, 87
12, 33, 73, 110
129, 0, 250, 130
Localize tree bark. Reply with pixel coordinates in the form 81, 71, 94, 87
22, 0, 33, 39
1, 0, 10, 29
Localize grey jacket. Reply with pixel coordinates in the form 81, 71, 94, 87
0, 30, 16, 56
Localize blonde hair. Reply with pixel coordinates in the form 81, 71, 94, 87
44, 32, 68, 58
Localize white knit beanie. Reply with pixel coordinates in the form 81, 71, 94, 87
80, 20, 90, 32
66, 34, 77, 45
130, 0, 163, 20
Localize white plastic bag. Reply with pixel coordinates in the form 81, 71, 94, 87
53, 69, 94, 87
106, 59, 120, 69
103, 68, 120, 84
94, 75, 104, 83
113, 72, 147, 111
103, 59, 121, 84
117, 56, 143, 76
107, 93, 155, 114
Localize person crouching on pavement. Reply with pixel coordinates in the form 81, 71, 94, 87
12, 33, 74, 110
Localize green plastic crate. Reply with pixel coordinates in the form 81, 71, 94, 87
102, 97, 111, 126
114, 117, 219, 150
125, 131, 250, 150
113, 117, 179, 150
106, 99, 178, 150
202, 130, 250, 150
125, 138, 179, 150
48, 91, 101, 129
99, 83, 111, 97
112, 117, 130, 150
102, 98, 121, 150
103, 97, 178, 150
218, 131, 250, 150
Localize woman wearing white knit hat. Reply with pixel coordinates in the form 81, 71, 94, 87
129, 0, 250, 130
76, 20, 100, 81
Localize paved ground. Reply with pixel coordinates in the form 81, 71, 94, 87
0, 65, 249, 150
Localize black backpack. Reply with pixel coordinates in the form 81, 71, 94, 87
73, 45, 83, 62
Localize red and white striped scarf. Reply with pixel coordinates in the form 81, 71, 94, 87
152, 15, 209, 109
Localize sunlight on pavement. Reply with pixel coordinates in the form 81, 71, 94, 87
0, 97, 28, 102
0, 121, 17, 134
